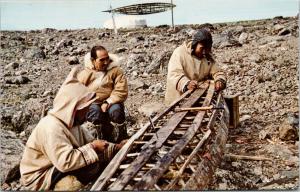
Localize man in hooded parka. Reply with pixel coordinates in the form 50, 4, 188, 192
76, 45, 128, 143
165, 28, 227, 105
20, 68, 126, 191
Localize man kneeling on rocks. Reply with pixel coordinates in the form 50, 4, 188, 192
76, 45, 128, 143
20, 69, 126, 191
165, 28, 227, 105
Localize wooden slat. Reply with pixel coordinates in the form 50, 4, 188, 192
144, 133, 155, 136
107, 87, 208, 190
184, 116, 195, 120
91, 90, 193, 190
133, 82, 215, 190
179, 124, 191, 128
127, 153, 140, 157
134, 141, 148, 144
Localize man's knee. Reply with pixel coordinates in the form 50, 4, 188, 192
108, 104, 125, 124
86, 103, 101, 124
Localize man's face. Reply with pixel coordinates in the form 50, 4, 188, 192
194, 42, 205, 58
92, 50, 111, 71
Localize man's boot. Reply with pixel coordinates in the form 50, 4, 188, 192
111, 122, 129, 143
81, 121, 104, 139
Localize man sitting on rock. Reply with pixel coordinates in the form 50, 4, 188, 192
20, 69, 126, 191
76, 45, 128, 143
165, 28, 227, 105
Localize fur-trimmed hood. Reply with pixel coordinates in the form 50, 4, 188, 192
84, 52, 120, 71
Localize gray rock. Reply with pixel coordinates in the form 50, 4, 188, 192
146, 51, 172, 74
287, 113, 299, 126
248, 53, 262, 63
148, 83, 164, 95
41, 28, 56, 34
239, 114, 251, 122
42, 90, 52, 97
24, 47, 46, 59
131, 48, 146, 54
129, 79, 149, 90
98, 32, 110, 39
213, 31, 241, 48
258, 129, 269, 140
238, 32, 248, 44
253, 166, 263, 176
264, 144, 293, 160
143, 41, 150, 48
136, 36, 145, 41
279, 120, 298, 141
180, 28, 197, 37
5, 62, 19, 70
280, 170, 299, 179
278, 28, 291, 36
149, 34, 159, 41
258, 36, 285, 45
56, 39, 67, 49
115, 47, 128, 53
6, 76, 30, 84
0, 129, 24, 185
67, 56, 79, 65
15, 70, 27, 76
131, 71, 138, 77
273, 24, 285, 31
138, 102, 165, 117
11, 111, 24, 131
126, 54, 145, 68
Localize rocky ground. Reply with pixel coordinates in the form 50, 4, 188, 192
1, 16, 299, 190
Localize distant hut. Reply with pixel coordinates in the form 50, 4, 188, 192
103, 15, 147, 29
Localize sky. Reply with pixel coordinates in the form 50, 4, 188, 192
0, 0, 298, 30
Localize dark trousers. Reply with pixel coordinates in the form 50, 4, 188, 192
50, 162, 105, 190
86, 103, 125, 125
86, 103, 127, 143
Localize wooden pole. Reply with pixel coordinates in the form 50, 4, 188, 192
171, 0, 174, 29
111, 5, 118, 35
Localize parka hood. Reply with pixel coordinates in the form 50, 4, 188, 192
183, 41, 193, 55
84, 52, 120, 71
48, 67, 96, 128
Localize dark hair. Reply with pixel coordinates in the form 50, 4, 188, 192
191, 28, 214, 63
90, 46, 106, 60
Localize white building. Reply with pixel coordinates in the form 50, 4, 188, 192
103, 15, 147, 29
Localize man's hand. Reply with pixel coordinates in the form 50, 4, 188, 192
101, 102, 109, 112
187, 80, 198, 91
91, 140, 109, 152
215, 81, 225, 92
115, 139, 128, 150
